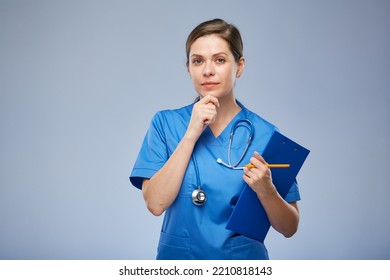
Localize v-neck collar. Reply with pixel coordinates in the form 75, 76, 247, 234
202, 103, 247, 146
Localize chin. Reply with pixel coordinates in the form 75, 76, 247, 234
198, 91, 222, 99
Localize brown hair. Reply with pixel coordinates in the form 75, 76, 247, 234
185, 18, 244, 66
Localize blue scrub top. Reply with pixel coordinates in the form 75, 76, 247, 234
130, 101, 301, 260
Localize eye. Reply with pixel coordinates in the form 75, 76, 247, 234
215, 57, 226, 64
192, 58, 203, 65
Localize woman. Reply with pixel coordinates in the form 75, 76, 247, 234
130, 18, 300, 259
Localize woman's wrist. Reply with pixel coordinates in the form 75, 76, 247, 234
256, 183, 278, 201
183, 129, 201, 144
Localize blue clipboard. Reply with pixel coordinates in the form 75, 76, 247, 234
226, 130, 310, 242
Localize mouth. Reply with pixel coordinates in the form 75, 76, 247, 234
201, 81, 220, 89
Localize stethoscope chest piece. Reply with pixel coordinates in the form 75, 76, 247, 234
192, 187, 207, 206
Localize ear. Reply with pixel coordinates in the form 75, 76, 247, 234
236, 56, 245, 78
186, 63, 192, 78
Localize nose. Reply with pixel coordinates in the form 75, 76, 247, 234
202, 61, 215, 76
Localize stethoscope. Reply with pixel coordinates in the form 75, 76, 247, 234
191, 153, 207, 206
192, 119, 254, 206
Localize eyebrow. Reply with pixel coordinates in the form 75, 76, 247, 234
190, 52, 229, 58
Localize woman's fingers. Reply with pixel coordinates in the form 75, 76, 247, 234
196, 95, 218, 126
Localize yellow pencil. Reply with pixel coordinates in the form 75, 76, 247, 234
245, 163, 290, 169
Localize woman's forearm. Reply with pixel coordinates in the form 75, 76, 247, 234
258, 190, 300, 238
142, 134, 197, 216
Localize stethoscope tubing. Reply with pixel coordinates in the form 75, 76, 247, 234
191, 119, 254, 205
227, 119, 254, 168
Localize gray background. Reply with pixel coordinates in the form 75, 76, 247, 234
1, 0, 389, 260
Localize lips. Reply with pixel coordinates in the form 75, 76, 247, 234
201, 81, 220, 89
202, 81, 219, 85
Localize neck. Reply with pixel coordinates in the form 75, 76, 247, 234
208, 95, 241, 137
217, 96, 240, 118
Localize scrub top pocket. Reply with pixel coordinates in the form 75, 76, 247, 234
156, 231, 192, 260
228, 235, 269, 260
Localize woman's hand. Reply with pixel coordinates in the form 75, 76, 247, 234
185, 95, 219, 141
242, 151, 300, 238
242, 151, 277, 198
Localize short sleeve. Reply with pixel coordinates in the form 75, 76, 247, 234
284, 180, 301, 202
129, 112, 169, 189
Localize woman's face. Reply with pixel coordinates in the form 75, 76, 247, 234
187, 35, 244, 100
